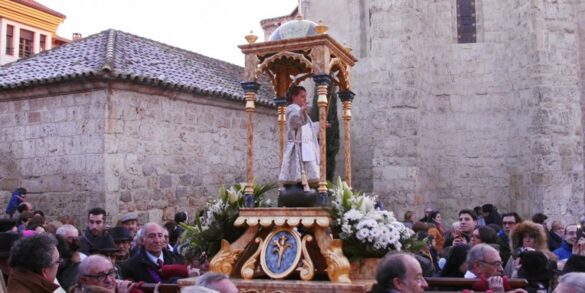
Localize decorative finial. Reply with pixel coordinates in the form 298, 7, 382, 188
315, 20, 328, 35
297, 0, 303, 19
245, 31, 258, 44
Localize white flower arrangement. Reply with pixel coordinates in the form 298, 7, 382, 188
179, 180, 276, 261
329, 177, 416, 258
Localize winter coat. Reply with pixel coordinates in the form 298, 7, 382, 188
7, 267, 59, 293
510, 221, 557, 261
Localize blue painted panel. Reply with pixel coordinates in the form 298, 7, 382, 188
264, 231, 299, 275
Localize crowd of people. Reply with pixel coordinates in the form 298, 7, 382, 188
389, 204, 585, 292
0, 188, 237, 293
1, 187, 585, 293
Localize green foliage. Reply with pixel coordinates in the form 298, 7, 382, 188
179, 180, 276, 261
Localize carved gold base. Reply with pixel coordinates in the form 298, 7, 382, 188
208, 208, 352, 283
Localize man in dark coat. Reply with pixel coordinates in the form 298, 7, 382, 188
121, 222, 184, 283
79, 207, 107, 255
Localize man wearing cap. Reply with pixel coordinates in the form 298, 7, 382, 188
110, 227, 133, 268
118, 212, 139, 237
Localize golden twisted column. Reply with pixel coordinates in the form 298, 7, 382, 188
338, 90, 355, 188
241, 82, 260, 198
316, 82, 329, 194
342, 101, 352, 187
275, 98, 287, 165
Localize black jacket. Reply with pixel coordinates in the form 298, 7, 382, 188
79, 229, 103, 255
120, 248, 183, 283
547, 230, 563, 252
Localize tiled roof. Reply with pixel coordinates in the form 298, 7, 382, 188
12, 0, 66, 18
0, 29, 275, 106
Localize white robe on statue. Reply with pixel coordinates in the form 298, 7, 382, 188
278, 104, 320, 184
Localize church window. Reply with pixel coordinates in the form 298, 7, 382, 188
457, 0, 476, 43
5, 25, 14, 55
19, 29, 34, 58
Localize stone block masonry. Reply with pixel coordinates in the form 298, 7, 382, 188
302, 0, 585, 223
0, 82, 279, 226
0, 89, 107, 225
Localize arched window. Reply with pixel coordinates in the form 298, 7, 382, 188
457, 0, 476, 43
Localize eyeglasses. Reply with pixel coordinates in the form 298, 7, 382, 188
502, 221, 516, 225
480, 260, 503, 267
52, 258, 64, 266
83, 270, 117, 282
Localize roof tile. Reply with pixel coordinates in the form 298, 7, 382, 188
0, 29, 275, 105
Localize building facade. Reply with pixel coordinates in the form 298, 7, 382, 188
0, 30, 278, 225
289, 0, 585, 222
0, 0, 67, 65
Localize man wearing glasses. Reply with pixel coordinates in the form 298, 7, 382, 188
497, 212, 522, 263
72, 254, 138, 293
465, 244, 504, 279
7, 234, 63, 293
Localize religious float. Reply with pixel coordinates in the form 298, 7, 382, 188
179, 15, 417, 293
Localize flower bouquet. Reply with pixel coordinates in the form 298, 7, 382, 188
179, 181, 276, 261
329, 177, 421, 259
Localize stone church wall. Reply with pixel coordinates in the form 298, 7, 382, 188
0, 89, 108, 225
0, 82, 279, 225
103, 85, 279, 224
302, 0, 585, 222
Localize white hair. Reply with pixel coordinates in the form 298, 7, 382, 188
557, 273, 585, 293
181, 286, 219, 293
467, 243, 497, 265
56, 224, 79, 236
78, 254, 112, 276
140, 222, 163, 241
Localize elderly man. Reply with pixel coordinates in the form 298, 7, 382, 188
118, 212, 139, 237
370, 252, 428, 293
56, 224, 86, 260
7, 234, 62, 293
110, 227, 133, 264
553, 272, 585, 293
80, 208, 108, 255
70, 255, 137, 293
465, 244, 504, 279
120, 222, 183, 283
196, 272, 238, 293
